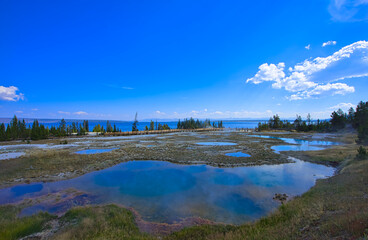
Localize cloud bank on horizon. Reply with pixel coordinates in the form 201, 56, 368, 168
246, 40, 368, 101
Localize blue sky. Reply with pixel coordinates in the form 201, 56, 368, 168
1, 0, 368, 120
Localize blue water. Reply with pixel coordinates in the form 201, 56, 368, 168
0, 159, 334, 224
225, 152, 251, 157
249, 135, 340, 153
1, 118, 260, 132
75, 148, 118, 154
271, 145, 325, 154
222, 121, 260, 129
196, 142, 237, 146
248, 135, 340, 146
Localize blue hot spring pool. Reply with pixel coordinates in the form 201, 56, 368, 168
249, 135, 340, 153
196, 142, 237, 146
271, 145, 325, 153
0, 159, 334, 224
225, 152, 251, 157
75, 148, 118, 154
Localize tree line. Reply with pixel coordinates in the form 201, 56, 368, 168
177, 118, 223, 129
131, 113, 172, 132
257, 101, 368, 145
92, 120, 121, 133
0, 117, 123, 141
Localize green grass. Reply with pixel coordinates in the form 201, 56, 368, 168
53, 205, 155, 240
0, 205, 54, 240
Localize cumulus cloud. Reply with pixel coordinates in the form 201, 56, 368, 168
0, 86, 24, 101
322, 41, 337, 47
328, 0, 368, 21
246, 40, 368, 100
329, 102, 355, 111
155, 110, 165, 115
305, 44, 311, 50
247, 63, 285, 86
288, 83, 355, 100
74, 111, 88, 115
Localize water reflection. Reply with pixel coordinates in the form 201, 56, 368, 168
0, 158, 334, 224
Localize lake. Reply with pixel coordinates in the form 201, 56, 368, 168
0, 118, 261, 132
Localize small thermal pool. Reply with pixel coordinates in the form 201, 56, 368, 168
271, 145, 325, 154
225, 152, 251, 157
75, 148, 118, 154
196, 142, 237, 146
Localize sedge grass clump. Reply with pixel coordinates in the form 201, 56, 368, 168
54, 205, 154, 240
356, 146, 367, 160
0, 205, 54, 240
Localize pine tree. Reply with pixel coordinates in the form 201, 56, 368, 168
132, 112, 138, 131
149, 120, 154, 131
0, 123, 6, 141
93, 124, 101, 132
106, 121, 112, 132
59, 118, 67, 136
9, 115, 19, 140
83, 120, 89, 132
31, 120, 40, 140
72, 122, 77, 133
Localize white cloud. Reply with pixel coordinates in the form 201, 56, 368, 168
74, 111, 88, 115
328, 0, 368, 21
322, 41, 337, 47
58, 111, 70, 115
122, 86, 134, 90
32, 108, 39, 111
329, 102, 355, 111
246, 41, 368, 100
331, 73, 368, 82
305, 44, 311, 50
15, 110, 23, 114
0, 86, 24, 101
155, 110, 165, 115
169, 109, 275, 119
246, 63, 285, 85
106, 84, 134, 90
288, 83, 355, 100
